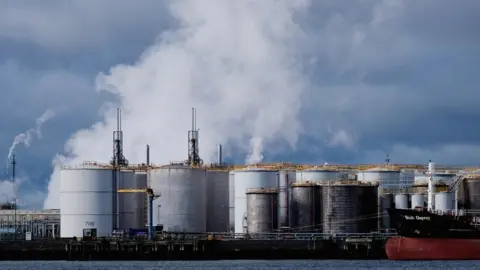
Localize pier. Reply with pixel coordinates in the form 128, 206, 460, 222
0, 232, 394, 261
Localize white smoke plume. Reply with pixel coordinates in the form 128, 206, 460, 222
7, 109, 55, 164
1, 110, 54, 208
43, 0, 312, 208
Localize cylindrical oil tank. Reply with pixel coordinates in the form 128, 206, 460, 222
150, 165, 207, 233
228, 171, 235, 232
412, 183, 448, 194
296, 167, 341, 182
321, 182, 365, 234
358, 185, 378, 233
289, 182, 322, 232
234, 168, 278, 234
118, 171, 147, 231
278, 170, 296, 228
379, 194, 394, 229
60, 166, 114, 238
411, 193, 425, 209
399, 169, 415, 188
458, 178, 480, 209
206, 170, 229, 232
394, 194, 409, 209
357, 167, 401, 189
246, 188, 278, 233
435, 192, 454, 211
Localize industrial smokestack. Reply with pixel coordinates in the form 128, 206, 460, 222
146, 144, 150, 166
217, 144, 223, 165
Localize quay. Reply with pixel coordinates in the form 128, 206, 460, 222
0, 232, 393, 261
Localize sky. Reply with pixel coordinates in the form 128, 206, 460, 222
0, 0, 479, 209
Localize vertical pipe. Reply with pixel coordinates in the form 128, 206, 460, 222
217, 144, 222, 165
377, 189, 381, 232
148, 194, 153, 240
146, 144, 150, 166
285, 172, 289, 228
12, 155, 16, 240
192, 108, 195, 131
116, 170, 120, 230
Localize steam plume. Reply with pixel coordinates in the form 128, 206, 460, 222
7, 109, 55, 165
43, 0, 311, 208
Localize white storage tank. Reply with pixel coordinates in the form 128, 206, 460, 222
296, 167, 341, 182
435, 192, 454, 212
118, 171, 147, 231
357, 167, 401, 189
206, 170, 229, 232
411, 193, 425, 209
150, 165, 207, 233
60, 165, 114, 238
233, 167, 278, 234
394, 194, 409, 209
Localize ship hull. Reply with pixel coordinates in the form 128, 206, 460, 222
386, 236, 480, 260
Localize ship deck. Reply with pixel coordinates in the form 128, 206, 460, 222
0, 233, 393, 260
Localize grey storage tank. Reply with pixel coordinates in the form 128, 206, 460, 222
289, 182, 322, 232
149, 164, 207, 233
206, 170, 229, 232
246, 188, 278, 234
379, 193, 394, 229
458, 178, 480, 210
118, 171, 148, 230
358, 185, 378, 233
321, 181, 374, 234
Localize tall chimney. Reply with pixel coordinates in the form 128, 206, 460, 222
217, 144, 223, 165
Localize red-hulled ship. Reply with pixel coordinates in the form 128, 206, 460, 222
386, 207, 480, 260
385, 160, 480, 260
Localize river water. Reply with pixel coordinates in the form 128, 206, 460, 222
0, 260, 478, 269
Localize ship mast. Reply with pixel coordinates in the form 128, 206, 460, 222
427, 160, 436, 211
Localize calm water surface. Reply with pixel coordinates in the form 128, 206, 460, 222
0, 260, 478, 269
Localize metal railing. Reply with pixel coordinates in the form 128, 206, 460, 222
59, 161, 480, 173
86, 231, 398, 242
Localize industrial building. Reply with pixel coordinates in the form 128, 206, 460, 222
56, 159, 480, 238
0, 209, 60, 240
52, 108, 480, 238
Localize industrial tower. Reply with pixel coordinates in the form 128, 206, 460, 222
110, 108, 129, 230
188, 108, 202, 166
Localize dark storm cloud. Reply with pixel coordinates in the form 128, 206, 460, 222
0, 0, 173, 208
294, 0, 480, 164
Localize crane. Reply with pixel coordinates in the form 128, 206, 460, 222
117, 188, 160, 240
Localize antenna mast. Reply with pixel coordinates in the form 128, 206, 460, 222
111, 108, 128, 167
427, 160, 436, 211
188, 108, 202, 166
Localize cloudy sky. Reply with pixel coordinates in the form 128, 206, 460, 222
0, 0, 479, 209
